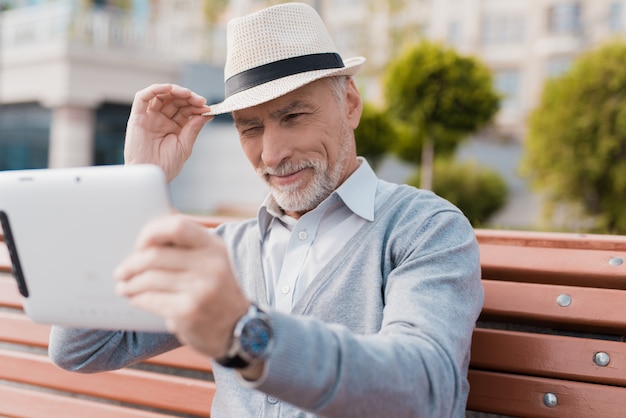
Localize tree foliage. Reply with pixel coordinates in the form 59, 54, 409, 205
383, 40, 500, 166
407, 159, 508, 227
522, 41, 626, 234
354, 103, 397, 169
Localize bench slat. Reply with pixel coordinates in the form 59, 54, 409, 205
468, 369, 626, 417
0, 349, 214, 417
480, 244, 626, 289
0, 242, 10, 274
475, 228, 626, 250
481, 279, 626, 333
0, 383, 174, 418
471, 328, 626, 386
0, 311, 49, 347
0, 309, 213, 372
0, 275, 21, 309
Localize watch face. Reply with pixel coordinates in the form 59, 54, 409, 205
240, 317, 273, 360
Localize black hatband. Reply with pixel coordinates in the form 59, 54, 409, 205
224, 52, 345, 98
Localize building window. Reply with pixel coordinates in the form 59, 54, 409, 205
494, 70, 522, 110
548, 2, 582, 35
94, 103, 130, 166
447, 20, 461, 46
547, 55, 574, 77
610, 2, 623, 32
0, 103, 50, 170
482, 15, 525, 45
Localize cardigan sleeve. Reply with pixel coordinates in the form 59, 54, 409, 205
49, 327, 180, 372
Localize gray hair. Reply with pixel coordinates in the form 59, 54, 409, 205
322, 75, 350, 106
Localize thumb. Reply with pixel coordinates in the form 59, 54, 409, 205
135, 214, 212, 251
181, 114, 213, 150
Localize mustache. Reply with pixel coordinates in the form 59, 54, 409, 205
257, 160, 321, 177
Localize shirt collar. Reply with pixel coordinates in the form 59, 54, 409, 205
257, 157, 378, 238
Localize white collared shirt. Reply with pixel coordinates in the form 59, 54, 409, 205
257, 158, 378, 312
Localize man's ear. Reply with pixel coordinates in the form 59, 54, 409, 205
345, 78, 363, 130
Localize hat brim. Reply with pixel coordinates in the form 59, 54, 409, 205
204, 56, 365, 115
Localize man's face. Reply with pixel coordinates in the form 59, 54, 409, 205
233, 78, 362, 218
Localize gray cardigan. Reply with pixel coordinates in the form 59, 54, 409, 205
49, 182, 483, 418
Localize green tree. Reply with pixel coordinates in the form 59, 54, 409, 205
408, 159, 507, 227
354, 103, 397, 170
383, 40, 500, 189
522, 41, 626, 234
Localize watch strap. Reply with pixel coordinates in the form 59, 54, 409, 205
215, 303, 272, 369
216, 353, 249, 369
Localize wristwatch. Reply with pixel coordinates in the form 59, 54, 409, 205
216, 303, 274, 369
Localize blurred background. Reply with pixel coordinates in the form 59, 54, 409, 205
1, 0, 624, 233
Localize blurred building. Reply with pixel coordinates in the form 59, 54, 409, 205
0, 0, 264, 214
427, 0, 625, 141
317, 0, 626, 229
1, 0, 624, 221
0, 0, 223, 170
314, 1, 625, 144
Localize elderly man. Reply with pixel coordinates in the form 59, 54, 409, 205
49, 3, 483, 417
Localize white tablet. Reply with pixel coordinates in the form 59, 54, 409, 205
0, 164, 171, 332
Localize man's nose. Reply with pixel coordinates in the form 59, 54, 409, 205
261, 129, 293, 168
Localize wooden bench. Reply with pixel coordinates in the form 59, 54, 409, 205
2, 220, 626, 417
468, 229, 626, 417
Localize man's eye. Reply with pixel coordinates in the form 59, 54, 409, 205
242, 126, 263, 136
284, 113, 303, 122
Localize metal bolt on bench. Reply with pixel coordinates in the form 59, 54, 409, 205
594, 352, 611, 367
556, 293, 572, 307
609, 257, 623, 266
543, 393, 558, 408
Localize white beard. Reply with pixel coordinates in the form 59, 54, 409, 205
257, 124, 353, 214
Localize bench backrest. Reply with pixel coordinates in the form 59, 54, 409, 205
470, 229, 626, 417
2, 221, 626, 417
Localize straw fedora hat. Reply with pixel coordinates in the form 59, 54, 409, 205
205, 2, 366, 115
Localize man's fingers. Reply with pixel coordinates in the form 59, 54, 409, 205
116, 266, 192, 296
177, 114, 212, 148
154, 87, 206, 108
114, 244, 186, 282
131, 84, 207, 116
161, 99, 202, 118
122, 286, 194, 324
165, 101, 211, 124
131, 84, 174, 115
135, 215, 214, 251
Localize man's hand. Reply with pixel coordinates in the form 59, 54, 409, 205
124, 84, 213, 182
114, 215, 249, 360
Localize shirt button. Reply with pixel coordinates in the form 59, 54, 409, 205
267, 396, 279, 404
298, 230, 308, 240
281, 284, 291, 294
